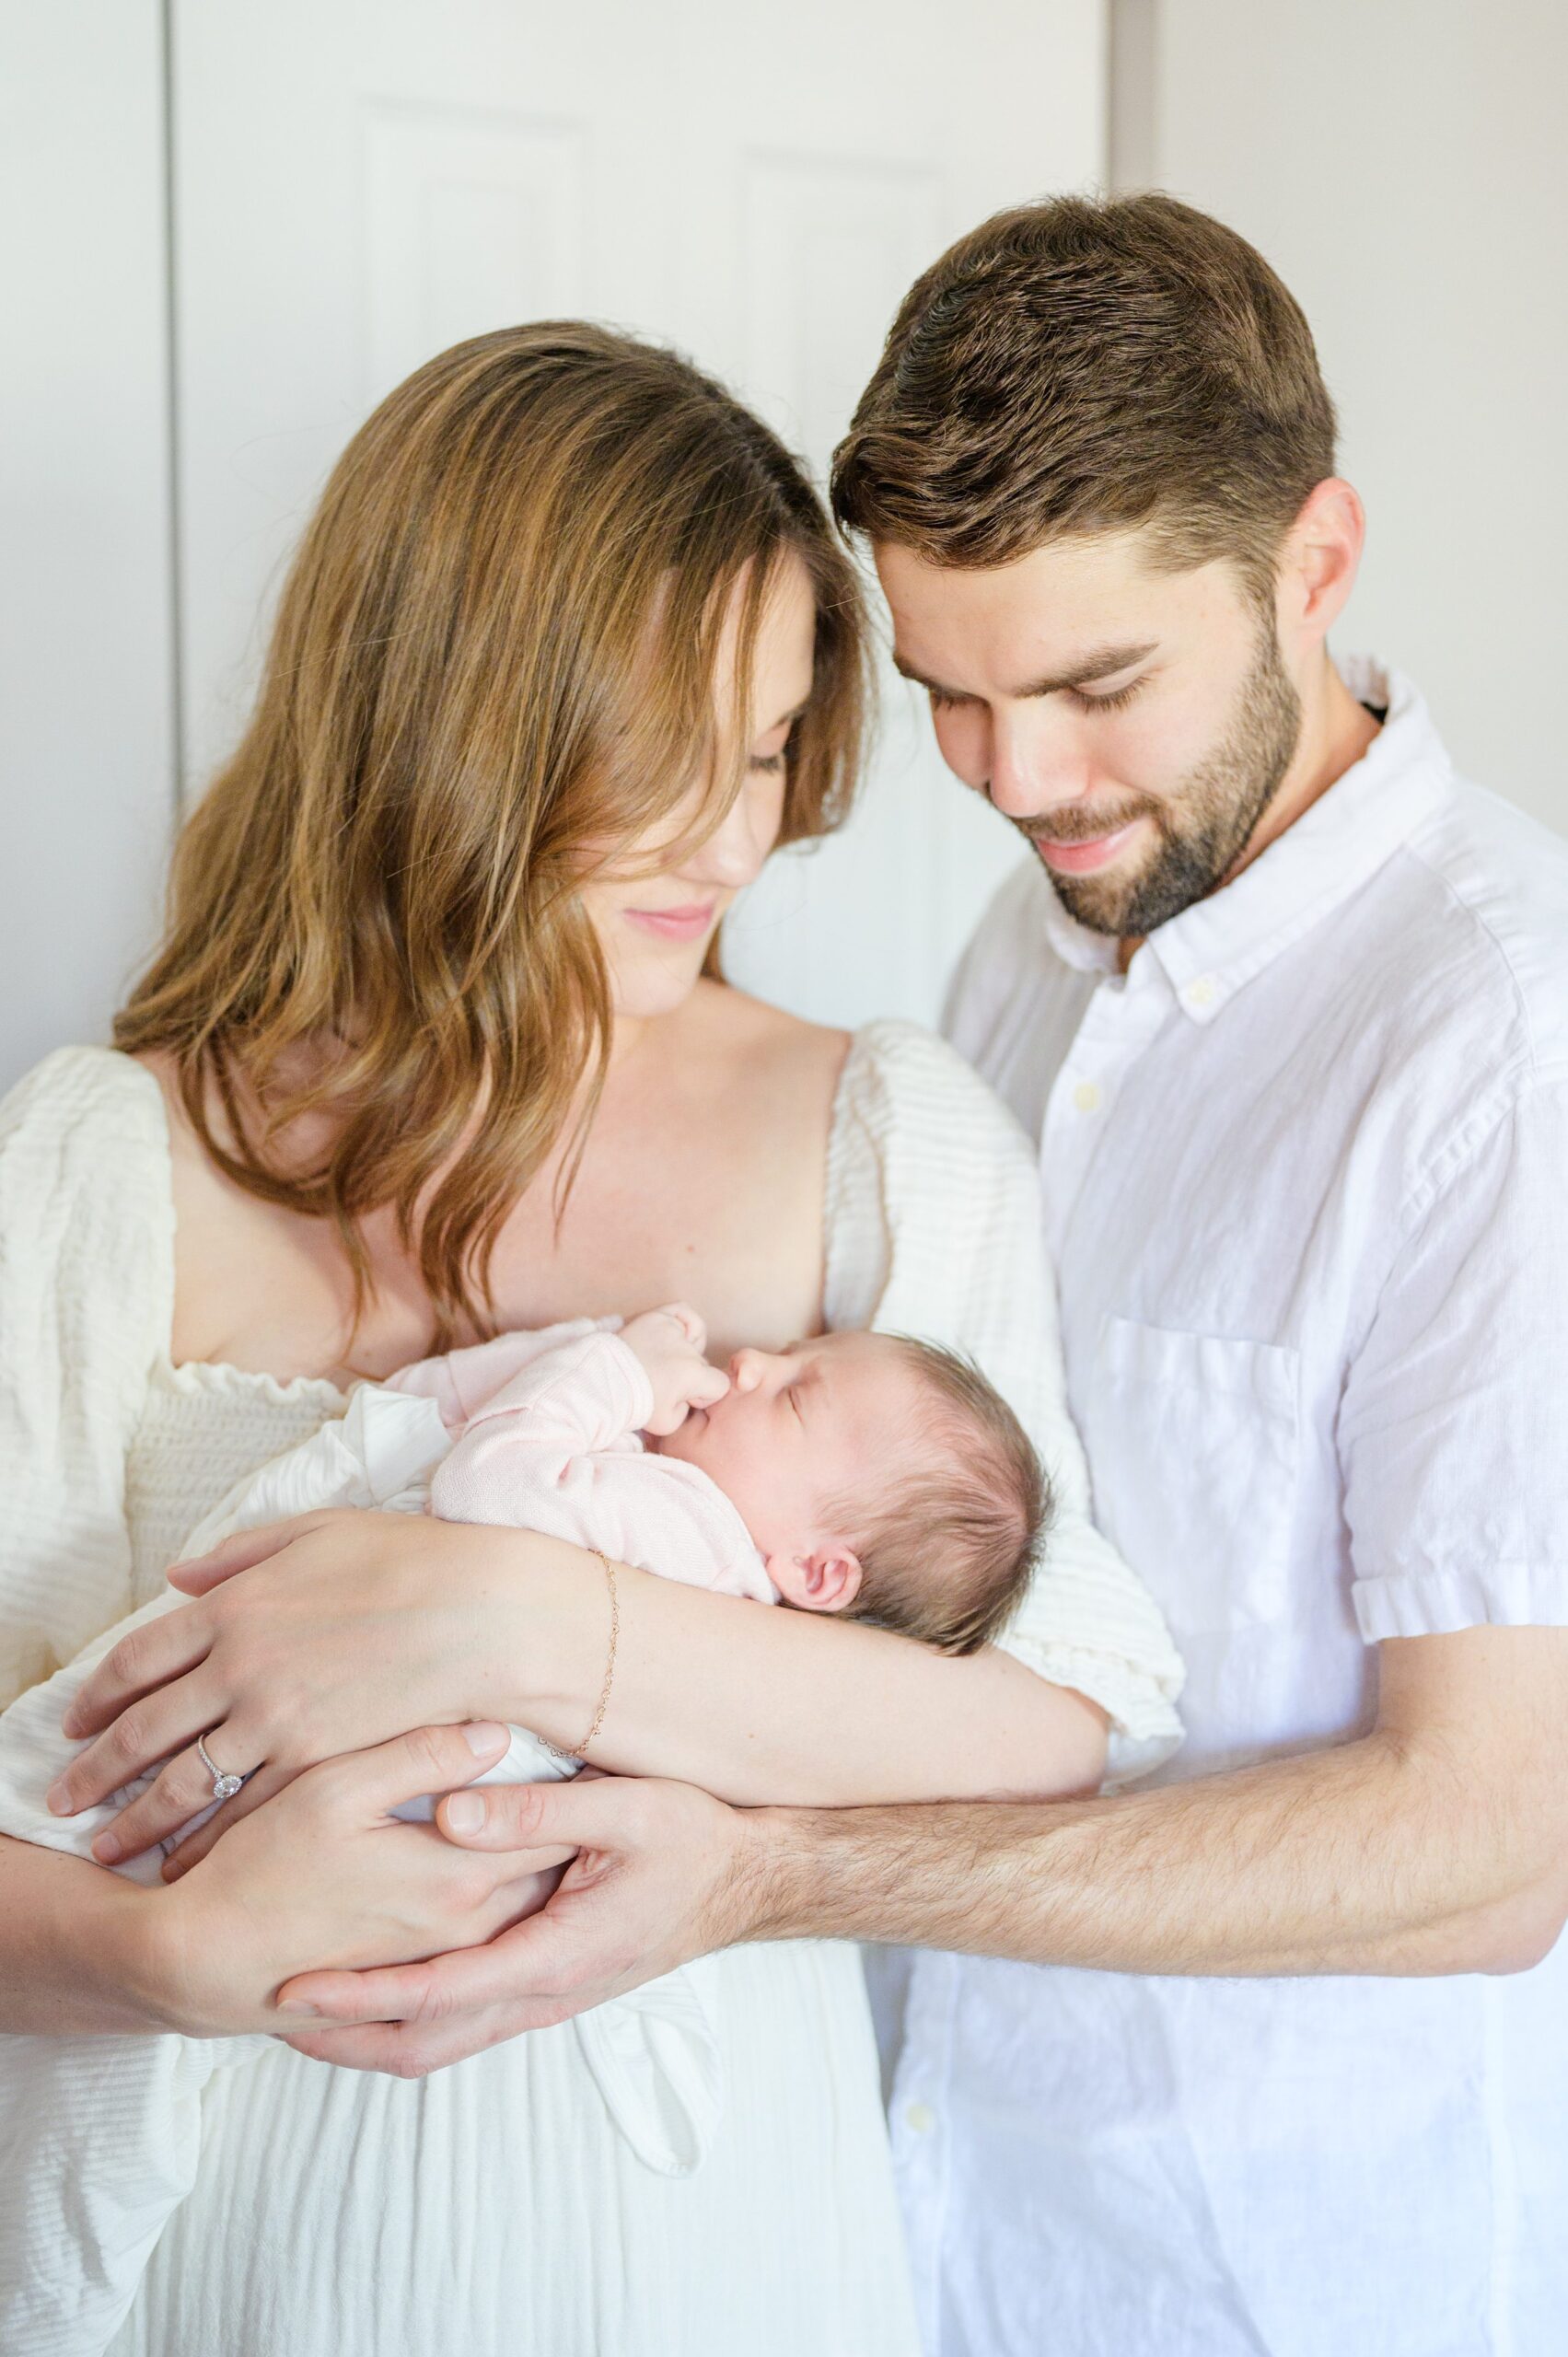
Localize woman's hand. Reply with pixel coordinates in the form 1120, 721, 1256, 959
149, 1720, 575, 2037
51, 1510, 571, 1866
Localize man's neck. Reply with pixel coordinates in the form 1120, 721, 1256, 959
1238, 652, 1383, 875
1118, 654, 1382, 971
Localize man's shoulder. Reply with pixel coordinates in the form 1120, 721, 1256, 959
1387, 778, 1568, 1086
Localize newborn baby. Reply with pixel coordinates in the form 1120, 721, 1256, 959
0, 1307, 1047, 2357
398, 1303, 1048, 1654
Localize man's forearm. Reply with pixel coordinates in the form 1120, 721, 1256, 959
744, 1730, 1562, 1979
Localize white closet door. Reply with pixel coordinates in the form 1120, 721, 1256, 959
0, 0, 174, 1086
173, 0, 1106, 1027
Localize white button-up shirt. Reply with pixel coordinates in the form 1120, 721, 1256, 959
896, 660, 1568, 2356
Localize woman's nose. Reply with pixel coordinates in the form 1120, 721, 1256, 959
686, 785, 775, 891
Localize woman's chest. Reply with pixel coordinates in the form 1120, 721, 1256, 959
482, 1115, 825, 1359
170, 1060, 834, 1380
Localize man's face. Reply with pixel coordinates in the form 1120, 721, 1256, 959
877, 530, 1303, 939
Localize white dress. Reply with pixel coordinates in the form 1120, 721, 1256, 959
0, 1031, 1183, 2357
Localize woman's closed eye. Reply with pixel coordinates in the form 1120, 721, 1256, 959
749, 712, 802, 775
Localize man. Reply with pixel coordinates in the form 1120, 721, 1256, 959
291, 197, 1568, 2353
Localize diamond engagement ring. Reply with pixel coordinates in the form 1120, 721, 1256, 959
196, 1734, 246, 1804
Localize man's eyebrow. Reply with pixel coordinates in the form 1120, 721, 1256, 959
891, 640, 1159, 701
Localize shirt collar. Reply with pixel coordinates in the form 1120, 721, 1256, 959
1036, 659, 1455, 1019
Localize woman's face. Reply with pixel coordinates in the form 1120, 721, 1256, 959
579, 552, 818, 1023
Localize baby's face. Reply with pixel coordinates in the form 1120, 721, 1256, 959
653, 1329, 918, 1607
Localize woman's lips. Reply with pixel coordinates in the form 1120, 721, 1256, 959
1031, 819, 1144, 876
624, 902, 717, 943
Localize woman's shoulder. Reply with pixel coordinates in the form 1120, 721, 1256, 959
685, 980, 850, 1105
695, 978, 846, 1057
1, 1045, 173, 1287
822, 1016, 1052, 1359
836, 1017, 1035, 1157
1, 1043, 168, 1167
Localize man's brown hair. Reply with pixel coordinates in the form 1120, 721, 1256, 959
831, 192, 1337, 601
841, 1339, 1051, 1657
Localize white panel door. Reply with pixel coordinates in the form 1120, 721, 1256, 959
173, 0, 1106, 1028
0, 0, 175, 1087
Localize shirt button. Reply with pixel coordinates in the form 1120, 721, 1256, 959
903, 2101, 936, 2135
1072, 1079, 1102, 1113
1185, 974, 1219, 1008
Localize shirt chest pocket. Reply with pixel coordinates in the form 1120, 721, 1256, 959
1084, 1318, 1302, 1635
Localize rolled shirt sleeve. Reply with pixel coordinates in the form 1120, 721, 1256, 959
1345, 1078, 1568, 1642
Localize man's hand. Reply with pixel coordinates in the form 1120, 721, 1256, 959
272, 1774, 761, 2076
620, 1303, 732, 1435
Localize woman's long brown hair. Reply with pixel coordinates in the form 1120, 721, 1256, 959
114, 324, 869, 1346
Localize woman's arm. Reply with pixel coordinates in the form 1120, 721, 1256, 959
496, 1538, 1112, 1805
62, 1510, 1108, 1876
0, 1836, 171, 2034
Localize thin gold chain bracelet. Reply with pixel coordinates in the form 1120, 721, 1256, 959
542, 1550, 619, 1763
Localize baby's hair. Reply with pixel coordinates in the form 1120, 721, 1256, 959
838, 1338, 1051, 1655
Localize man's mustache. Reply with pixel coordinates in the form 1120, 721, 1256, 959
1007, 796, 1163, 847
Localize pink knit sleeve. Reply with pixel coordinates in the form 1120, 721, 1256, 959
429, 1332, 655, 1522
387, 1317, 614, 1431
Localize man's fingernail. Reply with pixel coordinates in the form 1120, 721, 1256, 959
91, 1831, 122, 1864
463, 1721, 506, 1755
446, 1792, 487, 1832
276, 1999, 322, 2016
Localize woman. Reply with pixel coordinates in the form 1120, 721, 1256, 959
0, 324, 1181, 2353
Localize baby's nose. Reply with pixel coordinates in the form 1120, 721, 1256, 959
728, 1346, 777, 1394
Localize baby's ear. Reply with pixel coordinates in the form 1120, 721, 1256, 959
767, 1546, 863, 1614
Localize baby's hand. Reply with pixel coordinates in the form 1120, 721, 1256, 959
621, 1304, 731, 1435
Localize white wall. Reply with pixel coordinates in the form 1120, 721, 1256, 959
0, 2, 176, 1090
1122, 0, 1568, 833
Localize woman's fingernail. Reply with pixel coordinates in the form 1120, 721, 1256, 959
45, 1780, 73, 1815
60, 1710, 81, 1737
445, 1792, 487, 1832
462, 1721, 506, 1755
276, 1999, 322, 2017
92, 1831, 122, 1864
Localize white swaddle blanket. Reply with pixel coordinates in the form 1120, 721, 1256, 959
0, 1318, 781, 2356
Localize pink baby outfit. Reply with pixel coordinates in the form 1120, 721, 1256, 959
387, 1318, 777, 1605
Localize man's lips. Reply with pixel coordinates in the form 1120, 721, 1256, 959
1030, 819, 1144, 876
624, 901, 716, 943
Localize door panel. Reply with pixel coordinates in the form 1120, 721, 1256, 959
0, 0, 174, 1085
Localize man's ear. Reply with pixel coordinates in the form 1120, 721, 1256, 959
766, 1545, 864, 1614
1278, 476, 1365, 651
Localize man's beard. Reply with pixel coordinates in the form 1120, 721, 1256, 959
1023, 617, 1304, 939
